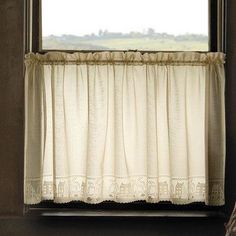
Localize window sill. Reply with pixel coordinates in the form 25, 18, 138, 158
26, 208, 225, 218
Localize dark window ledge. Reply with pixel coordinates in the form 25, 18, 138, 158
26, 208, 225, 218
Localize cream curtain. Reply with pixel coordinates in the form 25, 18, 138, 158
24, 52, 225, 205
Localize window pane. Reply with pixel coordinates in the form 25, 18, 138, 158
42, 0, 209, 51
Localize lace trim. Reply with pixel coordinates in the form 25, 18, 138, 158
25, 52, 225, 65
24, 176, 224, 206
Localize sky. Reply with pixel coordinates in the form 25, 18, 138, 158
42, 0, 208, 37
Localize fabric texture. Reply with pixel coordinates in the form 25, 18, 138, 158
24, 52, 225, 205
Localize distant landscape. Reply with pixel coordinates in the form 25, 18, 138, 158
43, 29, 208, 51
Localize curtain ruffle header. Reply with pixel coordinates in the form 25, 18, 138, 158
25, 52, 225, 65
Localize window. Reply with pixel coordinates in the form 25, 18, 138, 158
24, 0, 227, 215
27, 0, 226, 53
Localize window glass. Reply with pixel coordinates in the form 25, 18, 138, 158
42, 0, 209, 51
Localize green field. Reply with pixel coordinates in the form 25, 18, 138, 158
43, 35, 208, 51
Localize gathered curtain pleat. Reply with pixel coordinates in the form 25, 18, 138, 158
24, 52, 225, 205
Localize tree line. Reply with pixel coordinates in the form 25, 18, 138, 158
46, 28, 208, 42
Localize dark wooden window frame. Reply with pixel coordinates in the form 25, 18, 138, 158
24, 0, 228, 217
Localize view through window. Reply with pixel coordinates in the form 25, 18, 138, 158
42, 0, 209, 51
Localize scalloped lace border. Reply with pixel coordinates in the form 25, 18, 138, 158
24, 175, 224, 206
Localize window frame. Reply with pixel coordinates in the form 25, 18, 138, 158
26, 0, 227, 54
24, 0, 227, 216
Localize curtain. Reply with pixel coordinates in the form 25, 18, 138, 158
24, 52, 225, 205
226, 203, 236, 235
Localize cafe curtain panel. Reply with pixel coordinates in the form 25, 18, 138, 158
24, 52, 225, 205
